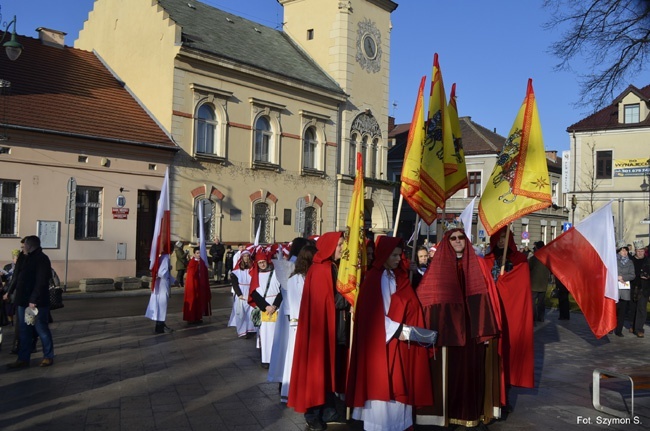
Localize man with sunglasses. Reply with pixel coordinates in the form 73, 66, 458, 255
416, 224, 499, 430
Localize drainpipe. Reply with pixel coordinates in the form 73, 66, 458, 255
334, 102, 342, 232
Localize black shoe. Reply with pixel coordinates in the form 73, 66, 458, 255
615, 331, 624, 337
7, 360, 29, 369
305, 419, 327, 431
322, 412, 342, 423
261, 362, 269, 369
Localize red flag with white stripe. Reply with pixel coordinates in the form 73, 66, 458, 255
149, 168, 171, 290
535, 202, 617, 338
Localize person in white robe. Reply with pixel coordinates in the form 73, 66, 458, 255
228, 250, 255, 338
145, 254, 174, 334
250, 251, 282, 368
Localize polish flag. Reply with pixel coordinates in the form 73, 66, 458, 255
535, 202, 617, 338
149, 168, 171, 290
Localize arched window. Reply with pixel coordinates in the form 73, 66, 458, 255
303, 127, 318, 169
254, 202, 271, 244
194, 198, 213, 240
254, 116, 273, 163
370, 137, 378, 178
361, 135, 369, 175
195, 104, 217, 155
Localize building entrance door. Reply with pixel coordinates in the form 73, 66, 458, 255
136, 190, 159, 276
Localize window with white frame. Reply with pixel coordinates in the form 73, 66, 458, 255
468, 171, 482, 197
75, 186, 102, 239
194, 198, 213, 240
254, 116, 273, 163
303, 127, 318, 170
195, 104, 218, 155
0, 180, 18, 236
303, 206, 318, 237
624, 103, 640, 124
551, 181, 558, 204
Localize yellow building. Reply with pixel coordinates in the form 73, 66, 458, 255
76, 0, 398, 245
568, 84, 650, 244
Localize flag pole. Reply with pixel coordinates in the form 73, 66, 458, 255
500, 224, 511, 275
393, 194, 404, 237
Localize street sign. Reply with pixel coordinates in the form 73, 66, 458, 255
478, 229, 485, 238
65, 177, 76, 224
521, 231, 529, 240
562, 222, 573, 232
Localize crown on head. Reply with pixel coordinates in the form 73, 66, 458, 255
442, 218, 464, 232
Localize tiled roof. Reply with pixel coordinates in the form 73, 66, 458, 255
158, 0, 345, 96
567, 84, 650, 132
388, 116, 506, 159
0, 35, 176, 149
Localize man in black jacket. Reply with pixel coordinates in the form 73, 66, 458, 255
7, 235, 54, 369
209, 237, 226, 283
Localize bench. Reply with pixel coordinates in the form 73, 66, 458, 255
593, 365, 650, 418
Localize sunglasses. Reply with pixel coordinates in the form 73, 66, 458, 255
449, 235, 466, 241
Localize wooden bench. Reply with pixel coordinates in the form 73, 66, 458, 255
593, 365, 650, 418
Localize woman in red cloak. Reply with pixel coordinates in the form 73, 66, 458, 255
183, 247, 211, 323
347, 236, 433, 431
287, 231, 346, 431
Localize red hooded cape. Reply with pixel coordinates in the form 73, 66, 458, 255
183, 256, 211, 321
479, 226, 534, 390
288, 231, 343, 413
346, 236, 433, 409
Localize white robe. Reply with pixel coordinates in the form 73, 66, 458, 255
280, 272, 305, 402
145, 255, 173, 322
255, 270, 281, 364
267, 259, 294, 383
228, 267, 256, 336
352, 270, 412, 431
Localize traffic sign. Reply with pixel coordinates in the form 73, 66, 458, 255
562, 222, 573, 232
521, 231, 529, 240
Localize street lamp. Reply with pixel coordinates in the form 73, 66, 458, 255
571, 194, 577, 225
0, 13, 23, 61
641, 167, 650, 241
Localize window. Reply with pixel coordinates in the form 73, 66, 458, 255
303, 206, 317, 237
551, 181, 558, 204
468, 171, 482, 197
303, 127, 317, 169
307, 29, 314, 40
75, 186, 102, 239
254, 202, 271, 243
596, 150, 612, 179
0, 180, 18, 236
194, 199, 212, 239
370, 138, 378, 178
195, 104, 217, 154
254, 116, 273, 163
624, 104, 640, 124
361, 136, 368, 175
349, 134, 358, 175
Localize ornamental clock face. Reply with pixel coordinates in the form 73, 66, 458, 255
356, 18, 381, 73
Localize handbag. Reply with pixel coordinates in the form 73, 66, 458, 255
261, 311, 278, 323
49, 286, 64, 310
408, 326, 438, 347
251, 307, 262, 327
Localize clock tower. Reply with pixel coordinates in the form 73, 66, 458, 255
279, 0, 398, 234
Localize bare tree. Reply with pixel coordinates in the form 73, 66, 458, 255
580, 142, 601, 215
544, 0, 650, 110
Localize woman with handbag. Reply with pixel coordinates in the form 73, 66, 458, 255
248, 250, 281, 369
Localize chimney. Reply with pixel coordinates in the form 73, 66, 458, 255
37, 28, 67, 48
545, 150, 558, 162
388, 116, 395, 131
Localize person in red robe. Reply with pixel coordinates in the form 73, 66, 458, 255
347, 236, 433, 430
287, 231, 346, 431
417, 227, 500, 429
182, 247, 212, 324
479, 226, 535, 396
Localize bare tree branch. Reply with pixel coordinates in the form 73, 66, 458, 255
544, 0, 650, 110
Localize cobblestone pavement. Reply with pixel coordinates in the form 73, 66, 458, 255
1, 292, 649, 430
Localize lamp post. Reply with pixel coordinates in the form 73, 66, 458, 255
571, 194, 577, 225
0, 12, 23, 61
641, 165, 650, 241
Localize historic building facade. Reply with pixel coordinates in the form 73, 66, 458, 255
76, 0, 398, 245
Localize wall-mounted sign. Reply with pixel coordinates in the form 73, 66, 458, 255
116, 195, 126, 207
614, 159, 650, 177
112, 207, 129, 220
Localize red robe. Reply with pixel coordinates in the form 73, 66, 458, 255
347, 236, 433, 409
287, 231, 344, 413
480, 227, 534, 390
183, 257, 211, 321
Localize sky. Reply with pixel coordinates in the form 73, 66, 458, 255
4, 0, 637, 154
